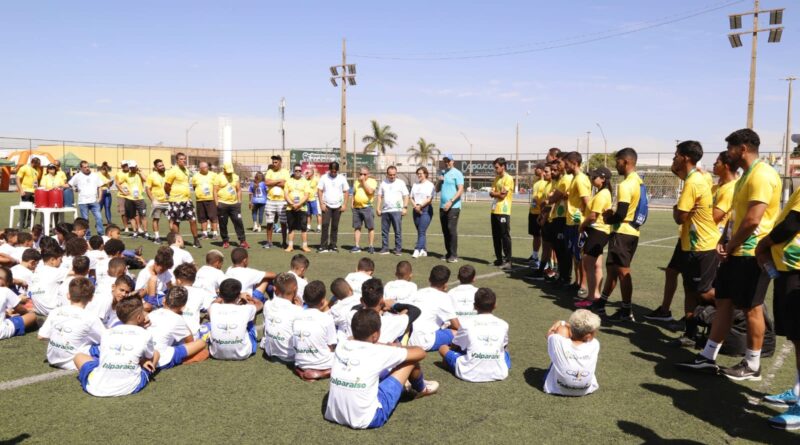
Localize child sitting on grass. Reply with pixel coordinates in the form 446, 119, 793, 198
73, 296, 159, 397
354, 278, 419, 344
345, 257, 374, 298
263, 273, 303, 363
448, 265, 479, 320
173, 263, 215, 336
135, 246, 174, 310
383, 261, 417, 305
409, 265, 461, 351
207, 278, 262, 361
147, 286, 209, 370
293, 280, 337, 381
0, 266, 37, 341
543, 308, 601, 397
195, 249, 226, 295
29, 247, 68, 316
11, 248, 39, 290
287, 254, 310, 299
225, 247, 276, 302
439, 288, 510, 382
58, 256, 91, 306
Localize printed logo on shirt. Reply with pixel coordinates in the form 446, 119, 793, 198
215, 322, 238, 332
331, 377, 367, 389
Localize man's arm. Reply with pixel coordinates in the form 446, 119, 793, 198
755, 210, 800, 266
725, 201, 768, 255
673, 206, 690, 225
448, 317, 462, 331
603, 202, 629, 225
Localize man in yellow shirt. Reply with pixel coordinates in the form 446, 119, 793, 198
528, 163, 547, 268
544, 155, 573, 285
115, 161, 131, 232
16, 157, 42, 227
164, 152, 201, 248
489, 157, 514, 270
191, 162, 218, 239
351, 167, 377, 253
304, 167, 322, 232
119, 161, 148, 239
679, 129, 781, 380
146, 159, 169, 243
284, 164, 311, 253
593, 148, 642, 322
563, 152, 592, 294
214, 162, 249, 250
264, 155, 289, 249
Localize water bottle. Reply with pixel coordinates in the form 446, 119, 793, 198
764, 261, 780, 280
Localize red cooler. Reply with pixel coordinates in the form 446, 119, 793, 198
34, 188, 50, 208
48, 189, 63, 208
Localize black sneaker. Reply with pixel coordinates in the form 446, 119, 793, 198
606, 309, 636, 323
193, 240, 202, 249
317, 246, 329, 253
644, 307, 674, 322
675, 353, 719, 374
493, 259, 504, 267
329, 246, 339, 253
720, 360, 761, 381
524, 270, 545, 281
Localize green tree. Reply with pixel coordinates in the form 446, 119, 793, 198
587, 152, 616, 170
406, 137, 440, 166
361, 120, 398, 155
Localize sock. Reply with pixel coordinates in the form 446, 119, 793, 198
532, 252, 539, 260
302, 242, 308, 247
595, 293, 609, 308
745, 349, 761, 371
410, 371, 426, 393
701, 340, 722, 361
794, 372, 800, 396
287, 242, 294, 248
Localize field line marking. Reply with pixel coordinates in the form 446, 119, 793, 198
0, 369, 75, 392
638, 235, 678, 246
640, 244, 677, 249
746, 341, 794, 406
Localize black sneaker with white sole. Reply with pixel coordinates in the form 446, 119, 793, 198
720, 359, 761, 381
675, 353, 719, 374
643, 307, 673, 322
605, 309, 635, 323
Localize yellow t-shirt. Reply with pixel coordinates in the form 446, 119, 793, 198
191, 172, 216, 202
587, 188, 612, 234
353, 178, 378, 209
55, 170, 67, 184
115, 171, 128, 198
284, 177, 310, 211
40, 174, 65, 190
612, 171, 643, 237
771, 187, 800, 271
676, 170, 717, 252
529, 179, 548, 215
17, 165, 40, 193
124, 173, 144, 201
146, 172, 167, 202
491, 173, 514, 216
265, 168, 290, 201
214, 173, 239, 205
549, 174, 572, 221
307, 176, 319, 202
99, 172, 112, 191
712, 179, 736, 235
731, 160, 781, 257
165, 166, 192, 203
566, 171, 592, 226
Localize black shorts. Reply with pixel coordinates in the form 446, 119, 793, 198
714, 256, 769, 309
124, 199, 147, 219
168, 201, 196, 222
528, 213, 542, 236
774, 270, 800, 340
606, 232, 639, 268
667, 241, 684, 270
543, 217, 565, 244
582, 227, 609, 258
680, 250, 719, 293
196, 200, 218, 223
286, 210, 307, 232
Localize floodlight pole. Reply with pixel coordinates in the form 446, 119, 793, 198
340, 39, 348, 171
747, 0, 759, 129
586, 131, 591, 169
783, 76, 796, 181
460, 132, 473, 191
279, 97, 286, 151
596, 123, 608, 167
515, 122, 520, 192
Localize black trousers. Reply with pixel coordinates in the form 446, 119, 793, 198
218, 203, 245, 242
20, 192, 34, 227
490, 214, 512, 263
320, 206, 342, 248
551, 217, 572, 281
439, 207, 460, 258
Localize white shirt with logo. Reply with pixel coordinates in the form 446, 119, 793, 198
344, 271, 372, 298
544, 335, 600, 396
262, 297, 304, 362
292, 308, 337, 370
29, 264, 68, 316
0, 287, 22, 339
318, 173, 349, 208
343, 310, 408, 344
134, 261, 174, 296
182, 285, 216, 335
408, 287, 457, 350
451, 313, 509, 382
330, 295, 362, 335
84, 325, 155, 397
147, 308, 191, 368
39, 304, 106, 370
195, 265, 226, 295
11, 265, 33, 288
448, 284, 479, 320
383, 279, 418, 304
208, 303, 256, 360
378, 179, 409, 213
225, 266, 264, 296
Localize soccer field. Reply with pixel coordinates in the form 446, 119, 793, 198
0, 196, 796, 444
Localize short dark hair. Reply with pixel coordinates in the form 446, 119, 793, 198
103, 239, 125, 256
429, 265, 451, 287
21, 248, 41, 263
176, 152, 186, 159
0, 266, 11, 285
153, 159, 163, 167
330, 278, 352, 300
616, 147, 638, 163
15, 232, 32, 245
231, 247, 248, 265
548, 147, 562, 157
290, 254, 309, 271
474, 287, 497, 312
165, 286, 188, 309
65, 237, 88, 257
166, 232, 179, 245
717, 151, 737, 170
39, 236, 59, 252
329, 161, 340, 171
457, 264, 476, 284
395, 260, 412, 279
725, 128, 760, 152
206, 250, 224, 265
219, 278, 242, 303
386, 165, 398, 173
116, 296, 144, 323
416, 166, 429, 178
302, 280, 327, 307
361, 278, 384, 308
565, 151, 582, 165
88, 235, 104, 250
493, 157, 507, 167
108, 257, 128, 277
271, 155, 282, 161
72, 218, 89, 232
154, 246, 174, 269
68, 277, 95, 304
676, 140, 703, 164
357, 257, 375, 272
274, 272, 297, 296
42, 247, 64, 262
114, 274, 135, 290
173, 263, 197, 284
72, 256, 90, 275
351, 308, 381, 341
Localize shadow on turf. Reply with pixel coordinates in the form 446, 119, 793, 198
617, 421, 704, 444
0, 433, 31, 444
522, 367, 549, 391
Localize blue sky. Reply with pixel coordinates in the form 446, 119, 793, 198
0, 0, 798, 162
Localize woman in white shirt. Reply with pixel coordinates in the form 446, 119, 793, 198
410, 167, 435, 258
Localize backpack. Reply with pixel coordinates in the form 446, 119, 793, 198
630, 183, 648, 229
694, 303, 776, 358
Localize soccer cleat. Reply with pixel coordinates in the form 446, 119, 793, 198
350, 246, 361, 253
153, 237, 162, 244
764, 389, 799, 407
367, 246, 375, 254
606, 309, 636, 323
644, 307, 674, 322
197, 323, 211, 343
768, 403, 800, 430
240, 241, 251, 249
675, 353, 719, 374
222, 241, 230, 249
720, 360, 761, 381
378, 248, 391, 255
411, 380, 440, 399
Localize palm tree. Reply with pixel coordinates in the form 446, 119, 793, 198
361, 120, 398, 155
407, 137, 440, 166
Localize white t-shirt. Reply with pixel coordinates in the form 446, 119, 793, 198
410, 181, 435, 206
378, 179, 409, 213
343, 309, 409, 344
318, 173, 349, 208
262, 297, 304, 362
94, 258, 111, 283
0, 287, 22, 340
68, 172, 103, 205
29, 264, 69, 316
324, 339, 408, 429
84, 325, 156, 397
225, 266, 265, 296
58, 276, 92, 307
10, 264, 34, 288
448, 284, 479, 319
208, 302, 256, 360
0, 243, 16, 258
85, 250, 108, 268
544, 335, 600, 396
11, 246, 27, 264
344, 271, 372, 298
135, 261, 174, 296
408, 287, 457, 350
195, 265, 225, 295
292, 308, 337, 370
289, 271, 308, 301
147, 308, 192, 368
39, 304, 106, 370
384, 279, 418, 304
451, 314, 509, 382
86, 278, 115, 327
170, 246, 194, 272
330, 295, 362, 334
182, 285, 216, 335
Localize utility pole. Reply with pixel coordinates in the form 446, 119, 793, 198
585, 131, 591, 169
185, 121, 198, 149
279, 97, 286, 151
460, 132, 473, 191
596, 123, 608, 167
728, 2, 785, 128
329, 38, 356, 171
783, 76, 796, 183
353, 129, 357, 179
515, 123, 520, 192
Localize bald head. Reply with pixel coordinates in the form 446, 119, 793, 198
199, 162, 209, 174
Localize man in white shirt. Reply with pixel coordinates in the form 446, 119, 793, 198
543, 309, 601, 396
316, 161, 350, 253
263, 273, 304, 362
69, 160, 104, 236
375, 166, 409, 255
293, 280, 337, 379
409, 265, 461, 351
225, 247, 275, 302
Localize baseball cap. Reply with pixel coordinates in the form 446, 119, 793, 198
128, 160, 138, 168
121, 160, 129, 166
590, 167, 612, 179
442, 153, 455, 161
223, 162, 234, 173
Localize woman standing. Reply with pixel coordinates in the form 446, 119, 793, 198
411, 166, 435, 258
576, 167, 613, 308
41, 163, 67, 226
98, 163, 114, 224
248, 172, 267, 231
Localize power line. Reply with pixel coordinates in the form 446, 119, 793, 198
351, 0, 746, 61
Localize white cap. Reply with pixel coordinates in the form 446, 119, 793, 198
121, 160, 129, 166
128, 160, 138, 168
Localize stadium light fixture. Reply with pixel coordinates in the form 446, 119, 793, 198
770, 9, 784, 25
729, 14, 742, 29
768, 27, 783, 43
728, 34, 743, 48
347, 77, 356, 86
347, 64, 356, 74
329, 66, 339, 76
330, 77, 338, 87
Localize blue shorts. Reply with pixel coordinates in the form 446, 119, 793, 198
445, 350, 512, 371
307, 201, 319, 216
367, 376, 404, 429
144, 294, 165, 308
9, 316, 26, 337
89, 344, 100, 358
428, 329, 455, 351
158, 344, 188, 370
247, 322, 257, 354
78, 359, 150, 396
565, 225, 581, 261
252, 289, 267, 303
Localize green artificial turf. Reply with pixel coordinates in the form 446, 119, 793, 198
0, 195, 796, 444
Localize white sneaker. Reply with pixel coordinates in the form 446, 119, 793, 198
413, 380, 439, 399
252, 223, 258, 231
420, 250, 427, 257
412, 249, 420, 258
